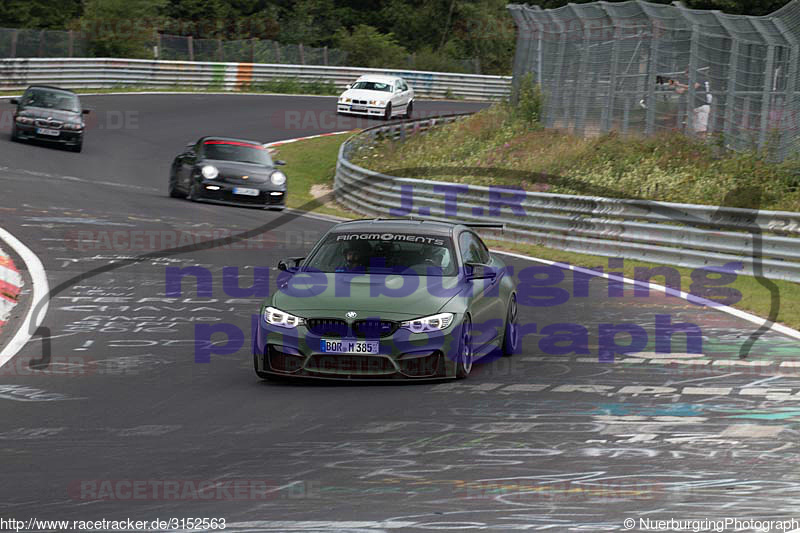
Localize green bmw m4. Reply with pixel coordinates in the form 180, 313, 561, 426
254, 218, 518, 380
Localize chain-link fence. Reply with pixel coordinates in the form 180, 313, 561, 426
509, 1, 800, 160
0, 27, 480, 73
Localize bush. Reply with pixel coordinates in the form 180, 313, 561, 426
515, 73, 542, 125
333, 24, 408, 69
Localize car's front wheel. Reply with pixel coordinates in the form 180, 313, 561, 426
10, 125, 20, 142
456, 315, 473, 378
383, 103, 392, 120
405, 101, 413, 119
501, 293, 518, 357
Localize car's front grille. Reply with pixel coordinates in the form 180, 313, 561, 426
351, 99, 368, 105
352, 319, 398, 338
267, 346, 304, 373
306, 353, 396, 374
34, 118, 63, 129
398, 352, 442, 378
306, 318, 349, 337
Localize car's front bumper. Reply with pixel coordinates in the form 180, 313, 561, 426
337, 104, 386, 117
195, 180, 286, 208
254, 322, 462, 380
14, 123, 83, 145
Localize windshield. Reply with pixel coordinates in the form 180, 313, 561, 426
350, 81, 393, 92
202, 141, 273, 165
303, 232, 457, 276
21, 88, 80, 112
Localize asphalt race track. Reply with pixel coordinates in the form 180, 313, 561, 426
1, 94, 800, 532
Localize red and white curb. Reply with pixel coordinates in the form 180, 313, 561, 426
0, 246, 22, 333
0, 227, 49, 366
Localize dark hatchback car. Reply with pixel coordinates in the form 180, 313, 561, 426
169, 137, 287, 209
10, 85, 89, 152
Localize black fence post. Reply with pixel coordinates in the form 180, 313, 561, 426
188, 36, 194, 61
11, 29, 18, 58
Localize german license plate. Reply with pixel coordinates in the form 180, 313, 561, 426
233, 187, 259, 196
36, 128, 60, 136
320, 339, 379, 354
350, 106, 367, 112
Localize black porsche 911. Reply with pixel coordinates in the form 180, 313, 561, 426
168, 136, 287, 209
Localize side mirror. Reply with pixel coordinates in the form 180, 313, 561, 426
186, 142, 195, 148
274, 160, 286, 166
465, 263, 497, 281
9, 98, 18, 105
278, 257, 305, 272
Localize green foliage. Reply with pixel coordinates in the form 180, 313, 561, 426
78, 0, 166, 58
0, 0, 82, 29
515, 73, 542, 124
333, 24, 408, 69
248, 78, 338, 95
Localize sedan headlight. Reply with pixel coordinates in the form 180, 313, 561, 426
201, 165, 218, 179
400, 312, 454, 333
15, 116, 34, 124
270, 171, 287, 186
345, 98, 352, 103
63, 122, 83, 130
263, 306, 305, 328
378, 101, 386, 106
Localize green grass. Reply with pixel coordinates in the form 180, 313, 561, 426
352, 103, 800, 212
276, 132, 800, 332
272, 133, 356, 219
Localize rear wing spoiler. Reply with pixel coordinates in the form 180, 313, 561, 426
463, 223, 504, 230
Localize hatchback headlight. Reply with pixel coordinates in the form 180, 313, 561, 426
201, 165, 218, 179
400, 313, 454, 333
270, 171, 287, 186
263, 306, 305, 328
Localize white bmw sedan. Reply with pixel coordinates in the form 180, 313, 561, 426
337, 75, 414, 120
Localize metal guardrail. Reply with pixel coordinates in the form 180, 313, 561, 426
334, 114, 800, 282
0, 58, 511, 101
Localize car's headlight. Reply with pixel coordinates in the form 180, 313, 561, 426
15, 116, 34, 124
345, 98, 351, 103
400, 312, 454, 333
263, 306, 305, 328
63, 122, 83, 130
270, 171, 287, 186
378, 101, 386, 106
201, 165, 218, 179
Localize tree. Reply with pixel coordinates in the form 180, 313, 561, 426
333, 24, 408, 69
77, 0, 166, 58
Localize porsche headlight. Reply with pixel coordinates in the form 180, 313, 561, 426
400, 312, 454, 333
263, 306, 305, 328
201, 165, 218, 179
270, 171, 287, 186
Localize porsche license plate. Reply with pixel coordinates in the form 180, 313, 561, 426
36, 128, 60, 136
320, 339, 379, 354
233, 187, 259, 196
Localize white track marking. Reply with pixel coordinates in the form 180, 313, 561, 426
0, 227, 50, 366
